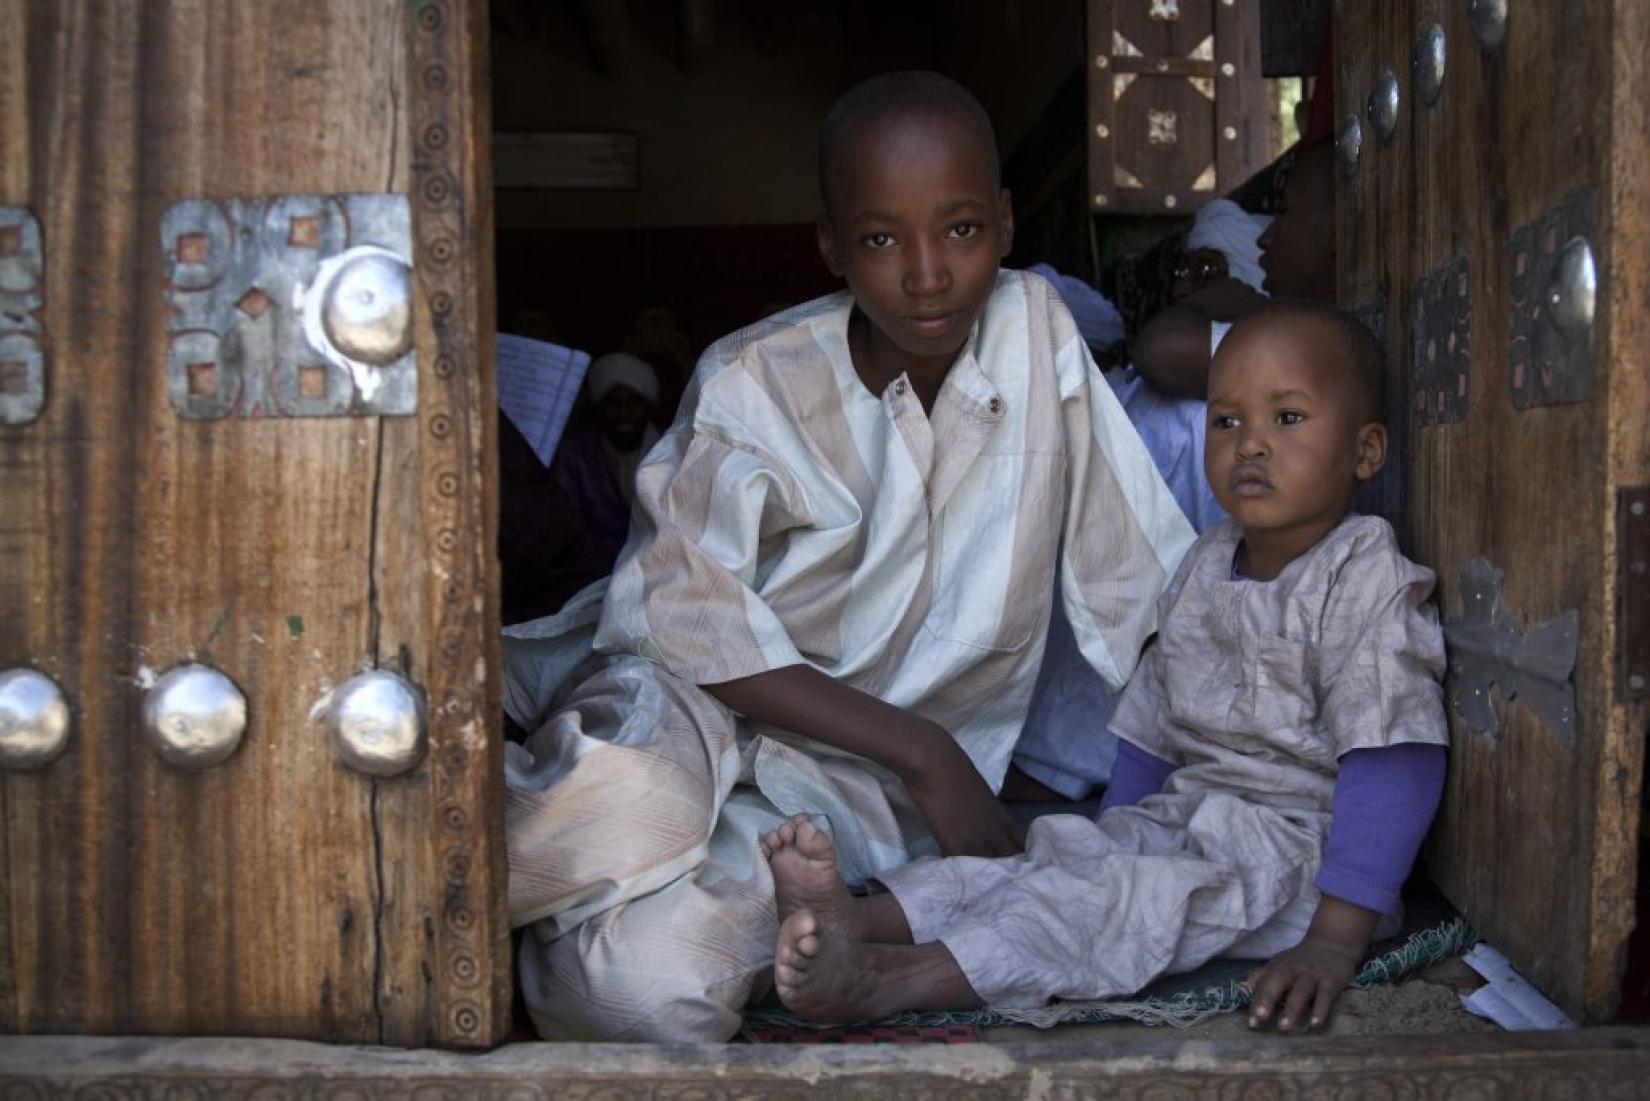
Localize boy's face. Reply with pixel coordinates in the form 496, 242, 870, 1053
1204, 317, 1384, 541
816, 111, 1013, 369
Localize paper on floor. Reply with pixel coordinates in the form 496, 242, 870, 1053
1459, 943, 1577, 1030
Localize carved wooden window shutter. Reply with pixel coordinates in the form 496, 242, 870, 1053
1087, 0, 1268, 215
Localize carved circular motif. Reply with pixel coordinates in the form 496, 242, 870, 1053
432, 354, 456, 378
421, 123, 450, 152
435, 470, 460, 497
421, 173, 454, 209
442, 579, 464, 603
428, 290, 455, 318
442, 801, 470, 832
444, 850, 472, 887
450, 952, 481, 986
443, 743, 469, 774
434, 526, 458, 552
445, 903, 476, 935
429, 412, 453, 439
426, 236, 456, 266
421, 64, 449, 92
416, 2, 445, 33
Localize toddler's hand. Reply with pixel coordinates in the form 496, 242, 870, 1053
1243, 938, 1361, 1033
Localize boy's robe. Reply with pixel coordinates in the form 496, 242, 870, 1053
500, 270, 1192, 1040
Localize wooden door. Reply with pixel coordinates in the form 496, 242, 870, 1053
1336, 1, 1648, 1022
0, 0, 508, 1047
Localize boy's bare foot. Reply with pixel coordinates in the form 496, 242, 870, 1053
773, 909, 891, 1022
760, 814, 870, 940
774, 908, 980, 1022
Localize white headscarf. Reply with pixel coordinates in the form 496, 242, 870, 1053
586, 352, 659, 405
1186, 198, 1272, 293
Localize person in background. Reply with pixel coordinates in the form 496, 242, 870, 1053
546, 351, 662, 588
1008, 140, 1336, 804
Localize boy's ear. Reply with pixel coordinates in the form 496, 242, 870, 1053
1354, 422, 1387, 482
997, 187, 1015, 258
816, 213, 845, 278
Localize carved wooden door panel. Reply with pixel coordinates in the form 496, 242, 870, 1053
1086, 0, 1269, 216
0, 0, 508, 1047
1336, 1, 1647, 1022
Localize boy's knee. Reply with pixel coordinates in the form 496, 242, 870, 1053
519, 896, 772, 1042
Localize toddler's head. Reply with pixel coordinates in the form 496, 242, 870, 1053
1204, 301, 1386, 557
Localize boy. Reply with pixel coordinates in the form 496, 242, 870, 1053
762, 301, 1449, 1032
503, 72, 1191, 1041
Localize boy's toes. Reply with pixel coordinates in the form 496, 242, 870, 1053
794, 818, 834, 859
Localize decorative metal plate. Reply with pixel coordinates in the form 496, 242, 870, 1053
0, 207, 45, 425
161, 193, 416, 419
1443, 557, 1579, 745
1411, 255, 1471, 426
1509, 191, 1595, 409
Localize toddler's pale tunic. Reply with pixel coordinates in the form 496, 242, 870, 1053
879, 515, 1449, 1007
501, 270, 1193, 1040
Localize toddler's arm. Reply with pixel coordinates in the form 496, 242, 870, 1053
707, 665, 1025, 858
1098, 739, 1176, 811
1245, 742, 1446, 1031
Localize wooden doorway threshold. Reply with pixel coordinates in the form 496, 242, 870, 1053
3, 1030, 1649, 1096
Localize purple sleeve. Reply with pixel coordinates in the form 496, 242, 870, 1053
1099, 739, 1176, 811
1316, 743, 1447, 915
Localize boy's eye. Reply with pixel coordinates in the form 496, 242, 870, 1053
863, 232, 895, 249
1276, 409, 1305, 426
1211, 414, 1239, 430
948, 222, 981, 240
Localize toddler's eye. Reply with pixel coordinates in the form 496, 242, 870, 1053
948, 222, 981, 240
1276, 409, 1305, 425
863, 232, 895, 249
1211, 414, 1239, 430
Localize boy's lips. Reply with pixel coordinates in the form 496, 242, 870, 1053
1229, 464, 1273, 496
904, 310, 959, 338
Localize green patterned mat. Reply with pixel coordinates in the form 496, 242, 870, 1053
742, 908, 1477, 1033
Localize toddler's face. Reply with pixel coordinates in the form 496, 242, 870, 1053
1204, 319, 1381, 541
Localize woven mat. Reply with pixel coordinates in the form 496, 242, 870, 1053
741, 886, 1475, 1039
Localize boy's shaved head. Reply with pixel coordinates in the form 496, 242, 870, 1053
818, 71, 1000, 215
1228, 299, 1386, 423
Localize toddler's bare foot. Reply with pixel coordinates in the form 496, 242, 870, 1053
760, 814, 869, 940
773, 909, 893, 1023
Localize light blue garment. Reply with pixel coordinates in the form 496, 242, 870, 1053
1014, 206, 1270, 798
1013, 332, 1234, 799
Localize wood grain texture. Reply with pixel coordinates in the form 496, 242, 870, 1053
5, 1029, 1650, 1099
0, 0, 505, 1046
1338, 0, 1645, 1021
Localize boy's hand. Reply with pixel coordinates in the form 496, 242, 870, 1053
1244, 895, 1378, 1033
903, 727, 1025, 858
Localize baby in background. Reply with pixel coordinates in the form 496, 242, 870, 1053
761, 299, 1450, 1032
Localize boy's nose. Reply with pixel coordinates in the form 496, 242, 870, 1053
1235, 428, 1269, 459
902, 242, 950, 296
